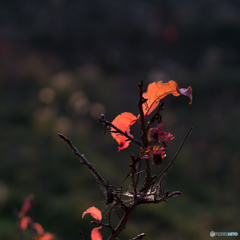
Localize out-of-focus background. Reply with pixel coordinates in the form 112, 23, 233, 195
1, 1, 240, 239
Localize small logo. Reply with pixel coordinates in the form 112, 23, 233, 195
210, 231, 238, 237
210, 231, 215, 237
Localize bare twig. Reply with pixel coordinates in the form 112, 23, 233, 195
108, 204, 138, 240
137, 80, 148, 147
154, 127, 193, 184
79, 229, 84, 240
131, 233, 146, 239
146, 102, 164, 132
58, 134, 108, 188
130, 154, 137, 202
91, 221, 114, 232
58, 133, 128, 211
138, 191, 183, 204
135, 158, 142, 190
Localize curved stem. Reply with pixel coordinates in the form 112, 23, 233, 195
108, 204, 138, 240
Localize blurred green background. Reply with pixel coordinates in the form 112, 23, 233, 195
0, 1, 239, 239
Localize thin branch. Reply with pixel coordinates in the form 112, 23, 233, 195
98, 114, 144, 148
146, 102, 164, 132
91, 221, 114, 232
58, 133, 128, 211
114, 195, 129, 212
108, 204, 138, 240
142, 159, 152, 193
137, 80, 148, 147
79, 229, 84, 240
138, 191, 183, 204
58, 134, 109, 191
131, 233, 146, 240
130, 154, 137, 202
154, 127, 193, 184
135, 159, 142, 191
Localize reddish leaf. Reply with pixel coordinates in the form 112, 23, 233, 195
32, 222, 44, 235
148, 124, 174, 143
91, 227, 103, 240
38, 233, 55, 240
20, 216, 32, 230
142, 80, 192, 115
111, 112, 139, 151
20, 196, 32, 214
82, 206, 102, 221
33, 233, 55, 240
18, 195, 34, 218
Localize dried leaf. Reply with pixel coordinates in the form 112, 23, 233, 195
82, 206, 102, 221
91, 227, 103, 240
142, 80, 192, 115
111, 112, 139, 151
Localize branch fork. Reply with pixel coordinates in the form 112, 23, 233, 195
58, 80, 193, 240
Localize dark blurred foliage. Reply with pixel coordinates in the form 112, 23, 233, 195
0, 0, 240, 239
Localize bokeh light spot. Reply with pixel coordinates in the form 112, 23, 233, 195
38, 88, 55, 104
33, 107, 57, 123
90, 102, 106, 118
55, 116, 72, 135
51, 71, 75, 89
69, 91, 90, 115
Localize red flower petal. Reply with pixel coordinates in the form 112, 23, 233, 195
82, 206, 102, 221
